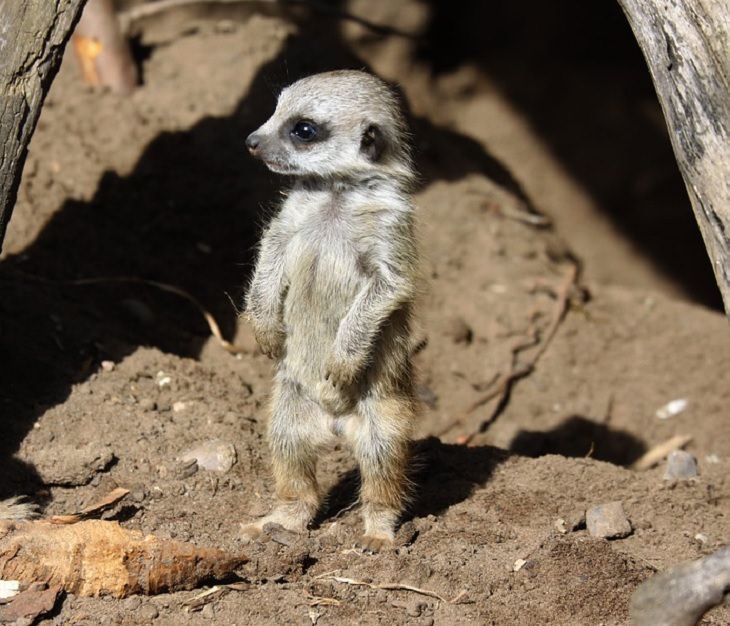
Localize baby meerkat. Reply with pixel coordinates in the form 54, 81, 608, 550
241, 70, 420, 552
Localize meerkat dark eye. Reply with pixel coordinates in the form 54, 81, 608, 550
291, 120, 318, 142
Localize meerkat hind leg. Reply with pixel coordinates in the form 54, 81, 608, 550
241, 379, 324, 542
351, 396, 412, 553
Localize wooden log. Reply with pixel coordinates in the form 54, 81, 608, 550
617, 0, 730, 314
631, 547, 730, 626
72, 0, 138, 95
0, 0, 88, 254
0, 519, 248, 597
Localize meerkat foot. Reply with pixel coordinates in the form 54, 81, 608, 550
357, 531, 393, 554
0, 496, 39, 521
239, 521, 264, 544
240, 501, 314, 543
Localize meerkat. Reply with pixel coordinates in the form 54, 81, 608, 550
241, 70, 420, 552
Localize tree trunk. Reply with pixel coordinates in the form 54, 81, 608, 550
72, 0, 138, 95
617, 0, 730, 314
0, 0, 87, 253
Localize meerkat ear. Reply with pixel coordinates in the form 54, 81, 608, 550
361, 124, 386, 162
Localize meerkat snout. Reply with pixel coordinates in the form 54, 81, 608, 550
245, 133, 260, 155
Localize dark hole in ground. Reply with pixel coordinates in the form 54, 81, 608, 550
509, 415, 647, 467
417, 0, 723, 310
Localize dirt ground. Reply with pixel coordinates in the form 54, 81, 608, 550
1, 2, 729, 625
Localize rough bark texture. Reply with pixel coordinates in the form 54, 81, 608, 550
617, 0, 730, 313
630, 547, 730, 626
0, 519, 247, 597
0, 0, 87, 253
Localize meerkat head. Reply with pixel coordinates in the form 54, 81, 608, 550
246, 70, 414, 184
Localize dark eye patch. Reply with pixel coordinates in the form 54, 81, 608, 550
291, 120, 318, 142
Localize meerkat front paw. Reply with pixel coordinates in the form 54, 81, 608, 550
323, 348, 368, 387
251, 324, 285, 359
317, 378, 355, 415
357, 532, 393, 554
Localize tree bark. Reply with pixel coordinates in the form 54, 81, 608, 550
0, 0, 87, 253
617, 0, 730, 314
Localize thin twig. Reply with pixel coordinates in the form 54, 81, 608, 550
182, 586, 227, 611
631, 434, 693, 471
316, 573, 465, 604
306, 593, 341, 607
118, 0, 419, 38
456, 262, 579, 443
4, 270, 245, 355
49, 487, 130, 525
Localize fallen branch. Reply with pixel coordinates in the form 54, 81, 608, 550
0, 519, 247, 598
631, 547, 730, 626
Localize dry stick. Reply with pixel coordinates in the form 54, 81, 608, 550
118, 0, 418, 38
182, 586, 227, 611
457, 262, 579, 444
72, 276, 245, 354
5, 270, 245, 355
631, 434, 693, 471
49, 488, 130, 525
319, 574, 464, 605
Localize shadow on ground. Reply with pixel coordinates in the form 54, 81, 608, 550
0, 4, 533, 500
417, 0, 723, 310
314, 437, 509, 526
510, 415, 646, 467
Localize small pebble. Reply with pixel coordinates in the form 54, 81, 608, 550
172, 401, 187, 412
513, 558, 527, 572
156, 371, 172, 387
100, 360, 115, 372
586, 501, 633, 539
179, 439, 237, 473
123, 596, 141, 611
263, 522, 299, 546
174, 458, 199, 479
655, 398, 689, 419
407, 600, 426, 618
139, 398, 157, 412
664, 450, 699, 480
443, 316, 473, 344
138, 605, 159, 621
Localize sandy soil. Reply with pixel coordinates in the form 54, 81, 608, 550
1, 3, 728, 625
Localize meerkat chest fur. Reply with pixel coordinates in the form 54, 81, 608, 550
277, 179, 413, 383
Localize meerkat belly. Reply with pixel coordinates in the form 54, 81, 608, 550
282, 231, 365, 385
